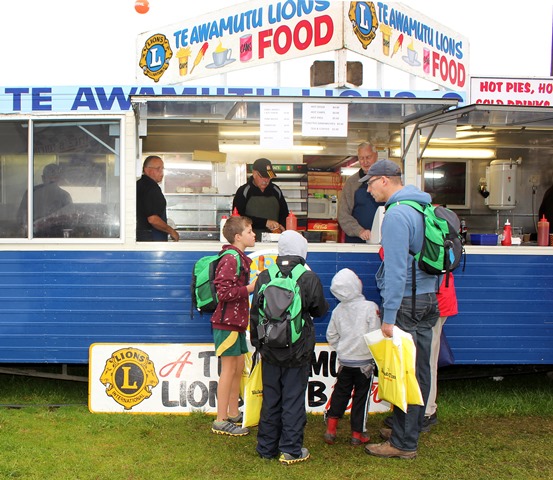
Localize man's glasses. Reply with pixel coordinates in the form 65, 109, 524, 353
367, 176, 382, 187
147, 166, 164, 171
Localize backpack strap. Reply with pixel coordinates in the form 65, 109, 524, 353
386, 200, 425, 317
220, 249, 242, 277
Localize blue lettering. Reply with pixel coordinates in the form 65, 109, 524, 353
32, 88, 52, 111
315, 0, 330, 12
5, 87, 29, 111
95, 87, 135, 111
71, 88, 99, 110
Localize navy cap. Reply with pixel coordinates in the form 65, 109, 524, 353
359, 159, 401, 183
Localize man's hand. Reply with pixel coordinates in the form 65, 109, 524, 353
359, 228, 372, 241
381, 322, 394, 338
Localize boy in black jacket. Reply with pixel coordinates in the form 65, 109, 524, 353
250, 230, 329, 465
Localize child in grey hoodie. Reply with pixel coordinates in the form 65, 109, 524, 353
324, 268, 380, 446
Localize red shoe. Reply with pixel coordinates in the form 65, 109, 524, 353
351, 431, 370, 446
324, 417, 339, 445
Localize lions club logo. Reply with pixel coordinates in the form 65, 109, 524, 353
349, 2, 378, 49
139, 33, 173, 83
100, 347, 159, 410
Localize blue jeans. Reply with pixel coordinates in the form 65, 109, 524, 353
390, 293, 438, 452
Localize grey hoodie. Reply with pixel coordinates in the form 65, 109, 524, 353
326, 268, 380, 367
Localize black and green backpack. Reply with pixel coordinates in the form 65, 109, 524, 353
256, 263, 307, 348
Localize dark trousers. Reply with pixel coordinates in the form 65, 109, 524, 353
256, 362, 310, 458
390, 293, 438, 452
327, 366, 372, 433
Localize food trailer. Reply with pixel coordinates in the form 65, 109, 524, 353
0, 1, 551, 379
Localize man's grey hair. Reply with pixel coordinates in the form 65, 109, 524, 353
357, 142, 377, 153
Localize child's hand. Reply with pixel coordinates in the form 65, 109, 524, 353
247, 277, 257, 293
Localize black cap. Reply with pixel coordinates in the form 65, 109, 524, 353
252, 158, 276, 179
359, 159, 401, 183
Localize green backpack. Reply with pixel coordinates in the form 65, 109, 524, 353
256, 263, 307, 348
191, 250, 241, 315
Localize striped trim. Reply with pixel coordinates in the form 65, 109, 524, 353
216, 331, 239, 356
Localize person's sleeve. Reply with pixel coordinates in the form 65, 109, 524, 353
380, 210, 411, 325
306, 274, 329, 319
214, 255, 248, 302
326, 313, 339, 349
275, 185, 289, 226
338, 176, 363, 237
232, 186, 247, 216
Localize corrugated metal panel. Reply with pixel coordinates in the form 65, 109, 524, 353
0, 250, 551, 364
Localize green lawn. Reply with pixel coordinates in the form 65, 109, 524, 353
0, 368, 551, 480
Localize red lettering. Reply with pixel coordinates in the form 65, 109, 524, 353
256, 15, 334, 58
274, 25, 292, 54
314, 14, 333, 46
431, 52, 466, 88
258, 28, 273, 59
294, 20, 313, 50
159, 351, 194, 378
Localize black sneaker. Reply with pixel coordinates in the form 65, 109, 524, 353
211, 420, 249, 436
279, 448, 310, 465
421, 413, 438, 432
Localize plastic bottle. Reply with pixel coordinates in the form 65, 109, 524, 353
232, 207, 240, 217
460, 219, 468, 244
286, 211, 297, 231
219, 215, 228, 242
537, 215, 550, 246
501, 219, 512, 246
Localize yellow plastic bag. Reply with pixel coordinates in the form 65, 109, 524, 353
242, 352, 263, 428
240, 351, 253, 399
364, 328, 423, 413
401, 334, 424, 407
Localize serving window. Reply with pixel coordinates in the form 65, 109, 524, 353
0, 118, 122, 240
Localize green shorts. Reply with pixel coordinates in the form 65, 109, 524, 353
213, 329, 248, 357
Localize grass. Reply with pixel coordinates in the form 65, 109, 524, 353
0, 369, 551, 480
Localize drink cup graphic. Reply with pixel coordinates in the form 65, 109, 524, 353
240, 34, 252, 62
379, 24, 392, 56
213, 48, 231, 66
177, 47, 191, 76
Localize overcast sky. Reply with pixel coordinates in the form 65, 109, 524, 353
0, 0, 551, 87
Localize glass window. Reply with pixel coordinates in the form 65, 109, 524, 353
423, 160, 470, 209
0, 119, 121, 239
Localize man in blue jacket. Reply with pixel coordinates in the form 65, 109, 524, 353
362, 160, 439, 460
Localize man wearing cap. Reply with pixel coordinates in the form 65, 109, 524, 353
233, 158, 289, 239
361, 160, 439, 460
338, 142, 385, 243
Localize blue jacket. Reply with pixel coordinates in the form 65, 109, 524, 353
376, 185, 438, 325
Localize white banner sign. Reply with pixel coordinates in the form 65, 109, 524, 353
470, 76, 553, 106
136, 1, 468, 90
89, 343, 390, 415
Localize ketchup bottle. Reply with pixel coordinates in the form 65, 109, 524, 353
501, 219, 512, 246
538, 215, 550, 246
286, 211, 297, 231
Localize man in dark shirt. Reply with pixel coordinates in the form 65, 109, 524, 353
232, 158, 289, 239
136, 155, 179, 242
17, 163, 73, 238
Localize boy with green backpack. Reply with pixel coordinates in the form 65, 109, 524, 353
211, 216, 257, 437
250, 230, 329, 464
